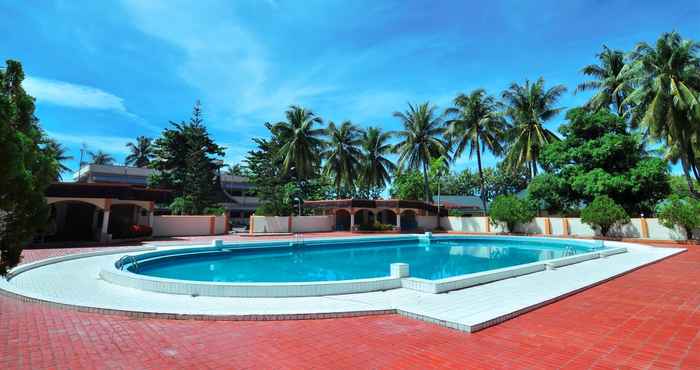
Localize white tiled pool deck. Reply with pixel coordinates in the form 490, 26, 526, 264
0, 238, 684, 332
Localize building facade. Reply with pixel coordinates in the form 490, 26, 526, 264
74, 164, 258, 225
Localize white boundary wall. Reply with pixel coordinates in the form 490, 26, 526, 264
251, 216, 336, 233
153, 215, 227, 237
416, 215, 438, 230
439, 216, 696, 240
292, 215, 335, 232
251, 216, 290, 233
251, 214, 697, 241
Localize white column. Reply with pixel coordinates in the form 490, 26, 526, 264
350, 212, 355, 231
396, 210, 401, 230
101, 210, 110, 241
148, 211, 154, 227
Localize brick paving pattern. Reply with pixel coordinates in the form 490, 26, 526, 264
1, 238, 699, 369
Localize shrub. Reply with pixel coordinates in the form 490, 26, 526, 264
447, 209, 465, 217
357, 221, 394, 231
489, 195, 536, 233
203, 206, 226, 215
169, 196, 196, 215
656, 195, 700, 240
128, 224, 153, 238
580, 195, 629, 237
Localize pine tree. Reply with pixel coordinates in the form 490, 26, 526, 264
0, 60, 58, 275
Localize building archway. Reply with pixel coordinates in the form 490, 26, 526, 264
354, 209, 375, 226
335, 209, 351, 231
377, 209, 397, 226
400, 210, 418, 231
45, 201, 101, 242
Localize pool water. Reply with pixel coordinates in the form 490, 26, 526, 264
131, 237, 600, 283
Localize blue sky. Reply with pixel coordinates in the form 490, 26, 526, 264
2, 0, 700, 177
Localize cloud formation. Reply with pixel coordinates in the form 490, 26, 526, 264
46, 131, 133, 156
24, 77, 128, 112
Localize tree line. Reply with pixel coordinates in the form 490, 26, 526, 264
247, 32, 700, 219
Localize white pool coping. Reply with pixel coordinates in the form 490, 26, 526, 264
0, 235, 685, 332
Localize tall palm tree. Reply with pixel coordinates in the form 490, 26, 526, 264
360, 127, 396, 195
394, 102, 448, 202
322, 121, 364, 196
226, 163, 244, 176
125, 136, 154, 167
44, 138, 73, 180
501, 77, 566, 179
575, 46, 631, 116
623, 31, 700, 194
89, 150, 114, 165
273, 105, 324, 181
445, 89, 508, 211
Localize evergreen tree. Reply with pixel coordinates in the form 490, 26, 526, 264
149, 100, 224, 214
0, 60, 58, 275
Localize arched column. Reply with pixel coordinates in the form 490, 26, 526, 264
100, 199, 112, 241
350, 208, 355, 231
148, 201, 155, 227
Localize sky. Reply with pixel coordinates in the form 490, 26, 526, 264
2, 0, 700, 178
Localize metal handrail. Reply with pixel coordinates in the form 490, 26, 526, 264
563, 245, 577, 257
118, 255, 140, 272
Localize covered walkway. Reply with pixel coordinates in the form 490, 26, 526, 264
303, 199, 446, 231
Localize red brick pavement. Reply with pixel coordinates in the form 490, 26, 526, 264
1, 239, 699, 369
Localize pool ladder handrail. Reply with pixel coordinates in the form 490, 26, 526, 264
293, 233, 305, 246
563, 245, 577, 257
118, 255, 140, 272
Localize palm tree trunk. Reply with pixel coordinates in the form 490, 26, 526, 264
422, 161, 431, 202
475, 139, 488, 213
681, 155, 697, 196
688, 146, 700, 181
529, 161, 537, 179
681, 140, 698, 196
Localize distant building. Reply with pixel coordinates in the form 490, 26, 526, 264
436, 195, 486, 216
74, 164, 258, 224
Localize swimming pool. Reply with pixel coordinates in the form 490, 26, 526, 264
99, 235, 625, 297
130, 237, 599, 283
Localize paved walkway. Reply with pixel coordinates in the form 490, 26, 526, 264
2, 238, 700, 369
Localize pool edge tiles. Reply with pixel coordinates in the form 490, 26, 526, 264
98, 235, 620, 298
99, 265, 405, 298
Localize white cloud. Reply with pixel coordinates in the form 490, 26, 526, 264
46, 131, 133, 156
25, 76, 161, 132
24, 77, 128, 112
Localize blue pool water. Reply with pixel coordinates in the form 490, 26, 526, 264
130, 237, 601, 283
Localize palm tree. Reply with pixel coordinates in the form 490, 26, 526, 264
273, 105, 325, 181
360, 127, 396, 195
322, 121, 363, 196
125, 136, 154, 167
226, 163, 244, 176
44, 138, 73, 180
501, 77, 566, 179
623, 32, 700, 194
89, 150, 114, 165
394, 102, 448, 202
445, 89, 508, 211
575, 46, 631, 116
